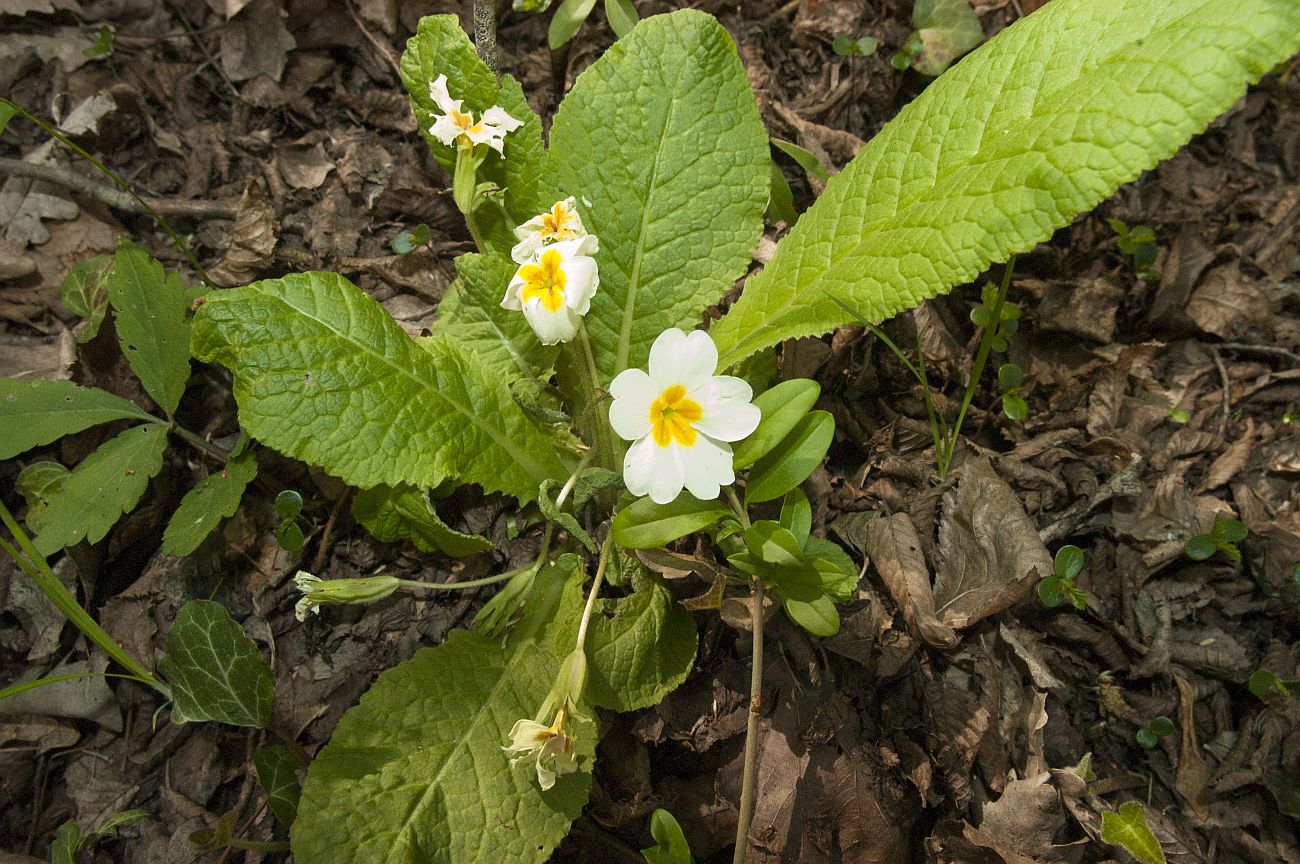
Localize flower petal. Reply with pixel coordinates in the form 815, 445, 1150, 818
561, 255, 599, 315
608, 369, 656, 441
504, 719, 552, 753
678, 434, 734, 501
428, 74, 461, 115
648, 328, 717, 390
429, 115, 463, 147
500, 272, 525, 310
522, 299, 579, 344
511, 231, 543, 264
481, 105, 523, 133
691, 376, 761, 442
623, 435, 684, 504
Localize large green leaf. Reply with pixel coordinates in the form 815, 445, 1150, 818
0, 378, 158, 460
294, 566, 594, 864
107, 239, 191, 416
547, 10, 769, 381
158, 599, 276, 727
711, 0, 1300, 369
161, 444, 258, 557
190, 272, 567, 502
32, 424, 169, 555
352, 483, 493, 557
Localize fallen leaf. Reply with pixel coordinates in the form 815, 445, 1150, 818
866, 512, 958, 648
220, 0, 295, 83
276, 138, 334, 190
1199, 418, 1255, 492
0, 143, 79, 246
208, 179, 277, 286
0, 0, 81, 15
913, 0, 984, 76
1173, 674, 1210, 821
979, 772, 1064, 858
1185, 261, 1272, 340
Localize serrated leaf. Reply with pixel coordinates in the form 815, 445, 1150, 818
573, 466, 623, 512
912, 0, 983, 76
538, 478, 595, 553
107, 239, 190, 416
612, 493, 732, 549
162, 445, 257, 556
711, 0, 1300, 369
1101, 801, 1166, 864
0, 378, 158, 460
158, 600, 275, 727
547, 10, 769, 382
732, 378, 820, 470
352, 483, 493, 557
744, 410, 834, 504
33, 423, 169, 555
254, 745, 304, 828
294, 565, 594, 864
60, 254, 112, 343
190, 272, 567, 503
16, 460, 67, 530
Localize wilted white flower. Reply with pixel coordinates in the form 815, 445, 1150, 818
608, 328, 761, 504
427, 74, 522, 153
293, 571, 400, 621
501, 236, 599, 345
503, 716, 578, 791
511, 197, 589, 263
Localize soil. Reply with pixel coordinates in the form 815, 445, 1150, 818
1, 1, 1299, 863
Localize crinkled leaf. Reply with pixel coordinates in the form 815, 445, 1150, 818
712, 0, 1300, 368
744, 410, 834, 504
162, 444, 258, 557
254, 745, 304, 828
33, 423, 168, 555
732, 379, 819, 470
60, 254, 112, 343
16, 460, 67, 531
293, 565, 594, 864
547, 9, 769, 381
107, 239, 190, 416
0, 378, 158, 460
352, 483, 493, 557
158, 599, 275, 727
612, 493, 732, 549
191, 272, 567, 503
912, 0, 983, 76
1101, 801, 1166, 864
539, 478, 595, 553
573, 466, 623, 512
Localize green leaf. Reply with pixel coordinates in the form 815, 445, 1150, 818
1055, 544, 1084, 580
1101, 801, 1166, 864
549, 0, 599, 48
1215, 517, 1248, 543
1184, 534, 1215, 561
60, 254, 113, 343
162, 444, 258, 557
158, 600, 275, 727
605, 0, 639, 38
768, 160, 798, 226
276, 520, 305, 552
1248, 669, 1285, 699
95, 809, 149, 838
998, 363, 1023, 390
743, 521, 804, 567
1037, 576, 1064, 608
191, 272, 567, 503
0, 99, 18, 137
33, 423, 168, 555
804, 536, 858, 597
779, 488, 811, 547
573, 466, 624, 512
16, 460, 68, 530
582, 568, 697, 711
538, 479, 596, 553
612, 493, 732, 549
50, 821, 82, 864
1135, 727, 1159, 749
0, 378, 158, 460
547, 10, 769, 382
732, 378, 820, 470
744, 410, 834, 504
783, 593, 839, 637
353, 484, 494, 557
1002, 392, 1028, 421
293, 566, 593, 864
912, 0, 983, 76
1148, 715, 1175, 737
391, 223, 429, 255
107, 239, 190, 416
711, 0, 1300, 369
642, 809, 694, 864
771, 138, 829, 182
832, 35, 878, 57
254, 745, 304, 828
275, 490, 303, 520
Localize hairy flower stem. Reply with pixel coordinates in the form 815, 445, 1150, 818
575, 533, 615, 649
452, 140, 488, 253
723, 487, 762, 864
574, 321, 619, 473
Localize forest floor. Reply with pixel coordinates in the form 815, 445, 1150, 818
1, 0, 1299, 862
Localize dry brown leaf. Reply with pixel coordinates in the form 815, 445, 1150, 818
998, 624, 1065, 692
1185, 261, 1273, 340
0, 718, 78, 754
934, 459, 1052, 630
0, 144, 79, 246
979, 772, 1064, 859
1038, 276, 1123, 343
207, 179, 277, 286
809, 746, 913, 864
339, 250, 452, 299
1173, 674, 1211, 821
0, 0, 80, 14
1199, 418, 1255, 491
276, 139, 334, 190
866, 512, 958, 648
220, 0, 295, 82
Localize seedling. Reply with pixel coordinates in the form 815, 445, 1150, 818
275, 490, 307, 552
84, 24, 115, 60
1248, 670, 1299, 700
1167, 407, 1191, 424
969, 282, 1021, 353
1038, 544, 1088, 610
833, 35, 878, 57
998, 363, 1028, 420
1184, 516, 1247, 562
641, 809, 695, 864
391, 223, 430, 254
893, 0, 983, 75
1107, 218, 1160, 281
545, 0, 639, 48
891, 33, 924, 70
1135, 715, 1175, 749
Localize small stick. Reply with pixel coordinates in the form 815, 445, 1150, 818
473, 0, 499, 78
0, 157, 240, 218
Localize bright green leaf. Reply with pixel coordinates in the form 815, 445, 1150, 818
0, 378, 158, 460
547, 10, 769, 382
783, 594, 839, 637
107, 239, 190, 416
162, 445, 258, 557
1055, 544, 1084, 580
1038, 575, 1065, 607
1101, 801, 1166, 864
16, 460, 67, 530
1215, 517, 1248, 543
191, 272, 567, 503
771, 138, 830, 182
60, 254, 113, 343
612, 493, 732, 549
276, 520, 305, 552
744, 410, 834, 504
912, 0, 983, 76
0, 99, 18, 136
391, 223, 429, 254
50, 821, 82, 864
642, 809, 694, 864
33, 423, 168, 555
1002, 393, 1028, 420
353, 483, 494, 557
743, 521, 804, 567
768, 160, 798, 225
711, 0, 1300, 369
254, 745, 304, 828
605, 0, 639, 38
732, 378, 820, 470
158, 599, 275, 727
549, 0, 599, 48
804, 537, 858, 597
779, 488, 811, 547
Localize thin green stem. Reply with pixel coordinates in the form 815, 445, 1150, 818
0, 99, 210, 284
732, 574, 764, 864
170, 422, 230, 463
575, 533, 615, 649
464, 208, 487, 253
0, 671, 156, 701
724, 486, 752, 530
396, 570, 524, 592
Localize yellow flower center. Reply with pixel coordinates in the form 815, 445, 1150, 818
518, 249, 567, 312
451, 109, 483, 139
540, 203, 576, 241
649, 384, 702, 448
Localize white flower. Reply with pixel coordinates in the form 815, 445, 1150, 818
511, 197, 589, 263
503, 717, 578, 791
501, 236, 599, 345
427, 74, 522, 153
293, 571, 400, 621
608, 328, 761, 505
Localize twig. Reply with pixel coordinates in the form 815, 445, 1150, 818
473, 0, 499, 77
1209, 346, 1232, 435
267, 722, 313, 765
311, 489, 352, 574
346, 0, 402, 80
170, 423, 233, 464
1214, 341, 1300, 366
0, 157, 240, 219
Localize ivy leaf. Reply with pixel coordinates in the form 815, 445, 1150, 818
106, 239, 190, 417
191, 272, 567, 503
0, 378, 158, 460
352, 484, 494, 557
1100, 801, 1166, 864
711, 0, 1300, 369
158, 600, 275, 727
293, 565, 594, 864
162, 444, 258, 557
33, 424, 169, 556
60, 254, 113, 343
254, 745, 304, 828
547, 10, 769, 382
912, 0, 983, 76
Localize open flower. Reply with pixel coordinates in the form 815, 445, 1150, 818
504, 715, 578, 791
427, 74, 522, 153
293, 572, 400, 621
608, 328, 761, 504
501, 236, 599, 345
511, 197, 588, 263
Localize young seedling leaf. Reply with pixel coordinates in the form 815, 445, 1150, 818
642, 809, 695, 864
32, 424, 169, 555
768, 160, 798, 226
547, 10, 769, 382
390, 223, 429, 254
276, 520, 305, 552
772, 137, 830, 182
0, 100, 18, 137
0, 378, 158, 460
1215, 517, 1248, 543
549, 0, 599, 48
106, 239, 191, 417
60, 254, 113, 343
605, 0, 639, 38
254, 745, 305, 828
612, 493, 732, 549
191, 271, 568, 503
912, 0, 983, 76
162, 445, 258, 557
711, 0, 1300, 370
1101, 801, 1166, 864
732, 378, 820, 470
353, 483, 494, 557
1184, 533, 1215, 561
158, 600, 275, 727
1037, 575, 1065, 608
274, 490, 303, 521
744, 410, 834, 504
1055, 545, 1084, 581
